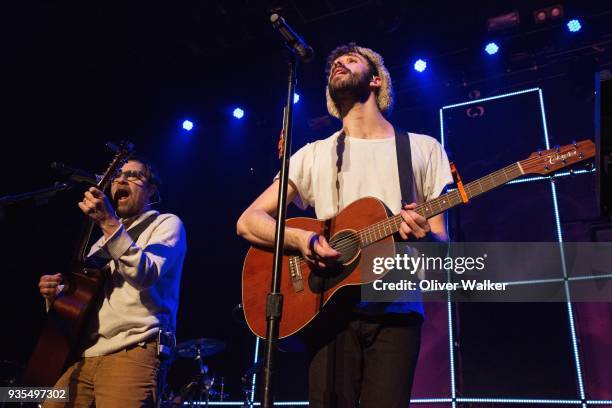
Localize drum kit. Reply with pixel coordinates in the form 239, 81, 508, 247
161, 337, 254, 407
161, 305, 262, 407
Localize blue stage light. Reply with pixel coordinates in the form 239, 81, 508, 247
413, 59, 427, 73
567, 19, 582, 32
182, 120, 194, 131
293, 93, 300, 104
485, 42, 499, 55
233, 107, 245, 119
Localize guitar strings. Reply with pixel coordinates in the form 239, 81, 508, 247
294, 156, 550, 267
295, 163, 513, 267
295, 163, 520, 266
309, 149, 565, 254
293, 149, 590, 268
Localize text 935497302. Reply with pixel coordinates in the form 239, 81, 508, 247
0, 387, 69, 402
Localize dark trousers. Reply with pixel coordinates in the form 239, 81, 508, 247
308, 312, 422, 408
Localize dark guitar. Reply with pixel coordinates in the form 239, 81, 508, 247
22, 142, 134, 387
242, 140, 596, 340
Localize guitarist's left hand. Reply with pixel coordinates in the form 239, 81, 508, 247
78, 187, 121, 238
399, 203, 431, 240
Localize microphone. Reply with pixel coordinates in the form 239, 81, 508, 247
270, 14, 314, 62
51, 162, 101, 185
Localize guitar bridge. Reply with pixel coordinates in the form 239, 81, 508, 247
289, 256, 304, 292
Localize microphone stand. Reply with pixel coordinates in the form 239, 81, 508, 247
0, 182, 74, 207
0, 162, 102, 210
261, 51, 298, 408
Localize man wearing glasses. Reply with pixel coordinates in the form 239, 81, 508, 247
38, 157, 187, 407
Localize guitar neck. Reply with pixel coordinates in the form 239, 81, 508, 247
357, 162, 524, 246
68, 142, 135, 271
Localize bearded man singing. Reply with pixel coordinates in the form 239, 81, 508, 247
237, 43, 452, 407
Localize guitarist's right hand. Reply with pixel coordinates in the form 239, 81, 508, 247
39, 273, 63, 300
300, 231, 341, 269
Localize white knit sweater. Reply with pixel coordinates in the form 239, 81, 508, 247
58, 210, 186, 357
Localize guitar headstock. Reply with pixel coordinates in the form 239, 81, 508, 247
520, 140, 595, 175
97, 141, 135, 190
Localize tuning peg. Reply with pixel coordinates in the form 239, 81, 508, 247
550, 174, 558, 183
538, 150, 543, 157
584, 162, 594, 171
555, 144, 560, 152
569, 168, 575, 176
572, 140, 578, 147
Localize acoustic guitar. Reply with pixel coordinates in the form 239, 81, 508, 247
242, 140, 596, 341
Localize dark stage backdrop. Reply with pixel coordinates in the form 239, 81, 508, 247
442, 89, 592, 400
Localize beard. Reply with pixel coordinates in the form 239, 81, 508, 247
113, 198, 136, 219
115, 203, 139, 219
328, 68, 372, 109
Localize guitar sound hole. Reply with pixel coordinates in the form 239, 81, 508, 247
329, 230, 360, 265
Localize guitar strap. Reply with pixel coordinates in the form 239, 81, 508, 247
394, 128, 416, 206
84, 212, 159, 269
334, 131, 346, 213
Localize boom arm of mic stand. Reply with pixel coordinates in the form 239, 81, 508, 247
0, 181, 75, 207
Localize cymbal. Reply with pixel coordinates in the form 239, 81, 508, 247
175, 338, 225, 358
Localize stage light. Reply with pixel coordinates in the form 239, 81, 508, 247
293, 93, 300, 104
535, 10, 548, 22
233, 107, 245, 119
413, 59, 427, 73
487, 11, 520, 32
533, 5, 564, 24
550, 6, 563, 18
567, 19, 582, 32
485, 42, 499, 55
182, 120, 194, 131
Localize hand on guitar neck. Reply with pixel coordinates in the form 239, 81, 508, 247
399, 202, 431, 240
78, 186, 121, 239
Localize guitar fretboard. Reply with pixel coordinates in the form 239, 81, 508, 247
354, 162, 523, 246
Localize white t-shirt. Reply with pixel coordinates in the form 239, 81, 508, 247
287, 131, 453, 219
281, 130, 453, 315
